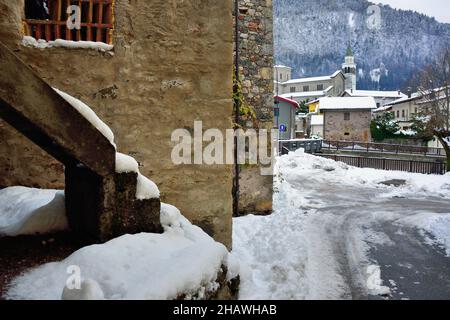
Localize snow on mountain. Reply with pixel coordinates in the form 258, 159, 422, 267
274, 0, 450, 91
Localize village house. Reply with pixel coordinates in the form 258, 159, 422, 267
375, 87, 450, 149
317, 97, 377, 142
274, 96, 299, 140
342, 89, 406, 109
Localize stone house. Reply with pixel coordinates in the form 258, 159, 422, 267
0, 0, 234, 248
318, 97, 377, 142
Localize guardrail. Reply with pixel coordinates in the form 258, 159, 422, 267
279, 139, 323, 155
318, 154, 447, 175
322, 140, 445, 157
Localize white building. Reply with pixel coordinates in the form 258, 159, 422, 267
342, 89, 406, 108
274, 45, 357, 104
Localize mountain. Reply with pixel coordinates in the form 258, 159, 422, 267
274, 0, 450, 91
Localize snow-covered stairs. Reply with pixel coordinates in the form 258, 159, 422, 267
0, 41, 162, 242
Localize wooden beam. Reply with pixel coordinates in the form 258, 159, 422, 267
96, 0, 104, 42
87, 0, 94, 41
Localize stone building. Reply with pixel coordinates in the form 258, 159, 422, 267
0, 0, 234, 248
234, 0, 274, 215
318, 97, 377, 142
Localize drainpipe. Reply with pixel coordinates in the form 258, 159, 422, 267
233, 0, 240, 217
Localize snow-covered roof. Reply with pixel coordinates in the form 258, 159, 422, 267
274, 65, 291, 69
274, 95, 300, 108
318, 97, 377, 110
374, 105, 393, 113
283, 70, 343, 85
344, 89, 406, 99
311, 115, 324, 126
280, 91, 328, 99
386, 93, 421, 106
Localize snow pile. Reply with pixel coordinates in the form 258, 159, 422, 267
0, 187, 67, 237
54, 88, 116, 147
22, 36, 113, 51
115, 153, 160, 200
395, 129, 417, 136
422, 214, 450, 257
366, 265, 391, 296
279, 149, 450, 200
5, 203, 231, 300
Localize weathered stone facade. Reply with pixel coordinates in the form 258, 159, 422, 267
235, 0, 274, 214
323, 110, 372, 142
0, 0, 234, 248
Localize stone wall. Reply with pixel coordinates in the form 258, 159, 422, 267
0, 0, 234, 248
324, 110, 372, 142
235, 0, 274, 214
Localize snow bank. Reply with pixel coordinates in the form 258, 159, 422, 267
22, 36, 113, 52
116, 153, 160, 200
54, 88, 116, 148
0, 187, 67, 237
281, 149, 450, 200
5, 203, 231, 300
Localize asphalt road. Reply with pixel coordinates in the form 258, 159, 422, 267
296, 180, 450, 300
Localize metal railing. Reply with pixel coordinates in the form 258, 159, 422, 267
318, 154, 447, 175
322, 140, 445, 157
279, 139, 323, 155
23, 0, 114, 44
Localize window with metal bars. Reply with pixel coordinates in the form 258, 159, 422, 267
23, 0, 114, 44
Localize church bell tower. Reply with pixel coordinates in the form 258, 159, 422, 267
342, 44, 357, 91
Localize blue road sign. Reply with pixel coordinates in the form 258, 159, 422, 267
279, 124, 287, 132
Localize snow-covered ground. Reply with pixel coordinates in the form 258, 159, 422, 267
4, 203, 235, 300
233, 150, 450, 300
0, 187, 67, 237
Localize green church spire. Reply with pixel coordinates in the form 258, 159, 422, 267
346, 43, 354, 57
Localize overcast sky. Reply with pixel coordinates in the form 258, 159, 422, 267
375, 0, 450, 23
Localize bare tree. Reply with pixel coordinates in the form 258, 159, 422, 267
412, 49, 450, 170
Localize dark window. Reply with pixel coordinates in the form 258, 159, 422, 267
344, 132, 350, 136
317, 84, 324, 91
397, 110, 400, 118
303, 85, 309, 92
376, 103, 380, 108
24, 0, 114, 44
280, 73, 283, 80
402, 110, 405, 118
344, 112, 350, 121
290, 87, 296, 93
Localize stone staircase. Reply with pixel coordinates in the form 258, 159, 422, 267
0, 42, 161, 242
